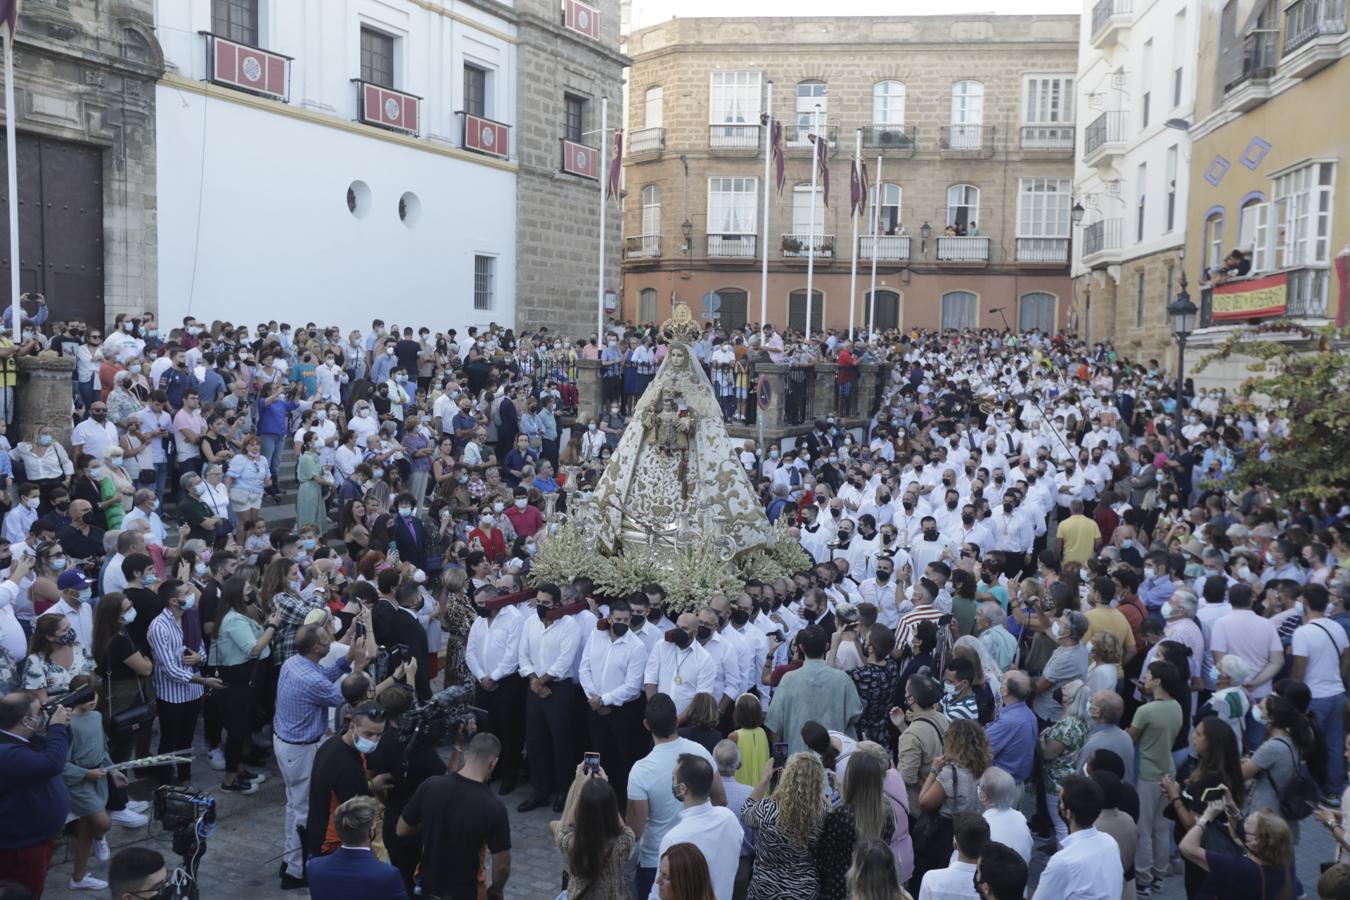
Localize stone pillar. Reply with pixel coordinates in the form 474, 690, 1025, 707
857, 363, 880, 418
755, 363, 787, 434
17, 356, 75, 445
575, 359, 603, 425
812, 362, 838, 421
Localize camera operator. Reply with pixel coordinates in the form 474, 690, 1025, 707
0, 690, 73, 897
108, 847, 168, 900
365, 683, 443, 893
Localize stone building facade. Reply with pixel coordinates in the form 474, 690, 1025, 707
515, 0, 627, 336
620, 15, 1079, 335
0, 0, 162, 329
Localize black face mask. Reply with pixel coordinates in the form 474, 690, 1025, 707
838, 530, 851, 543
923, 528, 939, 541
730, 609, 750, 627
671, 628, 692, 649
876, 570, 892, 583
648, 608, 663, 624
801, 608, 819, 623
759, 600, 773, 614
610, 622, 629, 638
878, 495, 891, 505
474, 604, 492, 617
962, 513, 975, 526
946, 500, 958, 510
903, 501, 915, 512
695, 625, 712, 643
943, 478, 953, 487
536, 605, 552, 622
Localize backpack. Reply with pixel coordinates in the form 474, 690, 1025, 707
1266, 737, 1320, 821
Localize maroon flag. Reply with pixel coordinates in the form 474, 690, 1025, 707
607, 128, 623, 201
771, 121, 786, 194
859, 160, 870, 219
0, 0, 16, 36
849, 160, 861, 218
815, 134, 831, 208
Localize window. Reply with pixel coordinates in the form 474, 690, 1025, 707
872, 81, 906, 125
639, 288, 658, 323
1166, 146, 1178, 232
715, 289, 748, 332
1136, 163, 1148, 242
1018, 292, 1055, 332
1136, 271, 1146, 327
795, 80, 828, 136
709, 71, 761, 125
645, 87, 663, 129
213, 0, 258, 46
1238, 195, 1263, 253
641, 185, 661, 237
950, 81, 984, 148
1204, 210, 1226, 274
788, 290, 823, 334
473, 256, 496, 310
464, 64, 488, 118
1023, 75, 1074, 124
360, 27, 396, 88
1172, 10, 1187, 107
1017, 177, 1071, 238
866, 290, 901, 332
947, 184, 980, 230
707, 177, 758, 235
941, 291, 977, 330
564, 93, 587, 142
1272, 161, 1337, 269
1141, 40, 1153, 129
792, 185, 826, 236
868, 184, 903, 234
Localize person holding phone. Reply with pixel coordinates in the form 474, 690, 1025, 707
1162, 718, 1247, 897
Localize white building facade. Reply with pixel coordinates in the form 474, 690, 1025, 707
155, 0, 519, 331
1072, 0, 1198, 363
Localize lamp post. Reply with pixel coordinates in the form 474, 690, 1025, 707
920, 221, 932, 259
680, 218, 692, 255
1071, 201, 1086, 339
1167, 270, 1198, 439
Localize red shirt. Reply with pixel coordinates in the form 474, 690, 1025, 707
468, 526, 507, 563
504, 503, 544, 538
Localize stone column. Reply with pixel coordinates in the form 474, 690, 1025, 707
857, 363, 879, 419
755, 363, 787, 434
812, 362, 838, 421
17, 356, 75, 445
575, 358, 603, 425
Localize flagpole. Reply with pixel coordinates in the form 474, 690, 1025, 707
596, 95, 607, 343
759, 81, 773, 330
847, 128, 861, 340
4, 30, 17, 344
868, 154, 882, 336
804, 104, 820, 342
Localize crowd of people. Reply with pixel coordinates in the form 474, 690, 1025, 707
0, 305, 1345, 900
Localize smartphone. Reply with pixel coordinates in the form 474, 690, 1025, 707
583, 752, 601, 776
1201, 787, 1226, 804
355, 621, 367, 641
771, 742, 789, 768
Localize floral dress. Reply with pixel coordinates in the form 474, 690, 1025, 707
22, 645, 97, 694
1042, 714, 1089, 793
440, 591, 476, 687
849, 659, 902, 746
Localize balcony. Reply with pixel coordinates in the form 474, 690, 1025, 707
939, 125, 995, 157
862, 125, 918, 156
1199, 268, 1330, 327
708, 124, 761, 154
782, 233, 835, 260
1020, 125, 1074, 155
203, 33, 292, 102
1082, 218, 1123, 262
629, 127, 665, 158
707, 234, 757, 259
624, 235, 661, 260
786, 125, 840, 155
1016, 238, 1070, 265
1090, 0, 1133, 48
936, 236, 990, 264
1283, 0, 1348, 78
1083, 111, 1127, 167
355, 80, 421, 135
860, 235, 912, 261
1223, 31, 1278, 109
458, 112, 510, 159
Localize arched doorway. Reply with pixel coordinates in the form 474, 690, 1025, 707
865, 290, 900, 332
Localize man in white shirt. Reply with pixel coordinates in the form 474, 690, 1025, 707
1290, 587, 1350, 798
516, 584, 581, 813
918, 810, 987, 900
858, 557, 904, 629
465, 591, 525, 794
2, 484, 38, 545
579, 598, 650, 807
695, 607, 742, 715
1030, 774, 1124, 900
70, 403, 120, 465
652, 754, 744, 900
975, 767, 1032, 864
644, 612, 716, 716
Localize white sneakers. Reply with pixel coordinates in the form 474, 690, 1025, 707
208, 747, 227, 771
125, 799, 150, 814
69, 875, 109, 891
110, 808, 149, 828
93, 838, 111, 861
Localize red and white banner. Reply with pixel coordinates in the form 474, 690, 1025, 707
1212, 273, 1288, 320
360, 83, 420, 135
211, 36, 289, 101
564, 0, 600, 39
463, 113, 510, 158
562, 139, 599, 179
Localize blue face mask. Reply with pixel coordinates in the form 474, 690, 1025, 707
1251, 703, 1267, 724
354, 735, 379, 754
143, 573, 157, 587
1207, 664, 1221, 684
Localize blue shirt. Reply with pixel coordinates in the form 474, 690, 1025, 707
985, 700, 1038, 782
273, 655, 352, 744
1139, 574, 1176, 611
257, 396, 297, 437
197, 368, 226, 405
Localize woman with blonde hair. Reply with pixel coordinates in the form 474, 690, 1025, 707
741, 751, 828, 900
815, 749, 897, 899
855, 740, 914, 884
848, 837, 913, 900
913, 718, 991, 888
1180, 806, 1294, 900
439, 566, 474, 687
1085, 630, 1123, 695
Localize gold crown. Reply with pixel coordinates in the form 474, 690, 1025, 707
660, 302, 702, 343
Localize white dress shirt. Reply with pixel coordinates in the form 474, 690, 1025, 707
70, 419, 120, 464
699, 631, 741, 703
516, 613, 581, 681
11, 443, 73, 480
652, 801, 745, 900
465, 606, 523, 682
1030, 827, 1125, 900
918, 860, 979, 900
858, 577, 903, 628
643, 640, 716, 714
579, 628, 648, 706
48, 597, 94, 650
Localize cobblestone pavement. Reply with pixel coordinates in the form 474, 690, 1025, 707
37, 744, 1339, 900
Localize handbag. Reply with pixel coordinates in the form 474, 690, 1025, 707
911, 762, 958, 866
105, 672, 156, 737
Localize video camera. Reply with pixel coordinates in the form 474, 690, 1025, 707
152, 786, 216, 900
41, 682, 95, 713
395, 681, 482, 752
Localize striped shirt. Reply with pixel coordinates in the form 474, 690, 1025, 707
897, 604, 948, 650
273, 654, 351, 745
148, 610, 204, 705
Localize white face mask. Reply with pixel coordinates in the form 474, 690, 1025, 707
515, 498, 528, 509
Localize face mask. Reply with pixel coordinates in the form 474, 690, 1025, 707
289, 578, 303, 593
837, 529, 850, 543
37, 434, 52, 447
182, 593, 196, 610
730, 609, 750, 627
398, 506, 414, 517
946, 500, 958, 511
1050, 621, 1063, 640
129, 364, 143, 374
1251, 703, 1266, 724
1161, 601, 1174, 620
923, 528, 938, 541
611, 622, 630, 638
1294, 600, 1305, 617
1143, 566, 1156, 580
493, 502, 505, 513
354, 735, 379, 753
194, 562, 208, 577
56, 629, 77, 646
49, 558, 67, 571
77, 588, 92, 602
372, 468, 384, 479
525, 542, 537, 556
695, 625, 712, 643
943, 682, 957, 697
121, 607, 137, 626
801, 608, 819, 623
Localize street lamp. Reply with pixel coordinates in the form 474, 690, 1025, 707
680, 218, 693, 254
919, 221, 932, 258
1167, 269, 1198, 438
1071, 202, 1085, 226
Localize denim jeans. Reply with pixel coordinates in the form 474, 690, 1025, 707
259, 433, 284, 491
1310, 693, 1346, 794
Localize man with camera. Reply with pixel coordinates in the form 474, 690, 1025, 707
0, 691, 73, 897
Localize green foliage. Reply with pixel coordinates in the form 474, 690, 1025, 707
1194, 323, 1350, 500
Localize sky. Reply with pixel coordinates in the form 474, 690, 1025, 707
631, 0, 1081, 30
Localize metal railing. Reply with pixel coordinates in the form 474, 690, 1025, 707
1016, 238, 1070, 263
1091, 0, 1133, 39
707, 362, 747, 422
1225, 31, 1278, 91
708, 124, 760, 150
936, 236, 990, 262
1284, 0, 1347, 54
835, 365, 859, 417
707, 234, 757, 258
1084, 111, 1127, 157
624, 235, 661, 259
629, 127, 665, 154
786, 125, 840, 152
860, 235, 912, 261
1083, 219, 1123, 257
782, 234, 836, 259
1288, 268, 1330, 317
862, 124, 918, 153
1020, 125, 1075, 150
782, 365, 816, 426
940, 124, 995, 155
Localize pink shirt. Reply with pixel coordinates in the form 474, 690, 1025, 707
1210, 609, 1282, 699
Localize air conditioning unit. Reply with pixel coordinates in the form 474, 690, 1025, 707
879, 130, 897, 145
